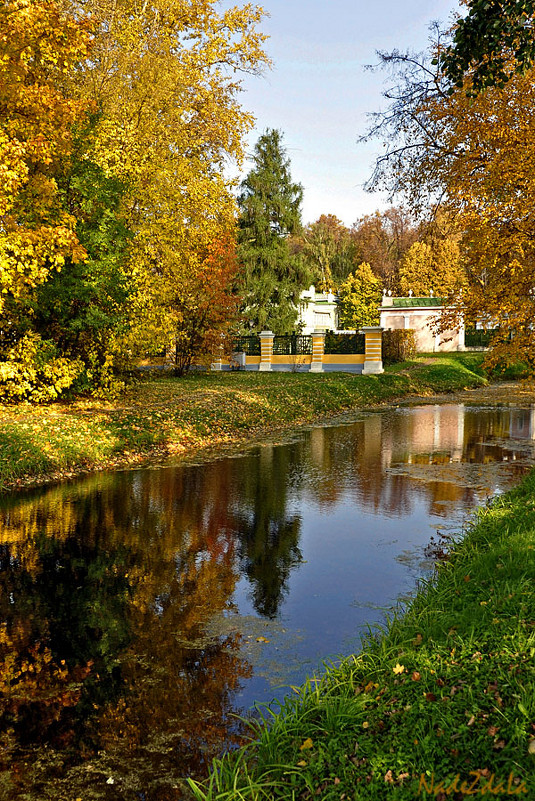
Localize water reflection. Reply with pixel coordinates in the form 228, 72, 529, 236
0, 474, 251, 799
0, 403, 534, 799
301, 404, 535, 518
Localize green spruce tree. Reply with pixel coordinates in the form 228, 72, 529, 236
237, 129, 310, 334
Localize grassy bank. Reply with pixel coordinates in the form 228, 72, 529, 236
189, 470, 535, 801
0, 353, 487, 493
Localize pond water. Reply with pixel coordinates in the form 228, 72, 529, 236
1, 402, 535, 800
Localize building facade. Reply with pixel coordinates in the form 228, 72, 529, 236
298, 286, 338, 333
379, 294, 465, 352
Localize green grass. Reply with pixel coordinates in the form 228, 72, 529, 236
188, 471, 535, 801
0, 355, 487, 492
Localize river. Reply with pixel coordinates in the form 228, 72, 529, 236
0, 400, 534, 799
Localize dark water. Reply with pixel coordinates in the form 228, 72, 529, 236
1, 402, 534, 799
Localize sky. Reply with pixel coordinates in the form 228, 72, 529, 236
234, 0, 462, 227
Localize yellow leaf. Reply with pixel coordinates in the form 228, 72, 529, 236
393, 663, 405, 674
299, 738, 313, 751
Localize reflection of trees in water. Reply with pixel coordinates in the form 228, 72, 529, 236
0, 403, 533, 797
296, 406, 535, 519
0, 471, 252, 797
231, 445, 303, 619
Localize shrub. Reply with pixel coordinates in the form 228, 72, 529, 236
382, 329, 416, 364
0, 333, 83, 403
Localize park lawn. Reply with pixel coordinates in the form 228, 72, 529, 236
188, 466, 535, 801
0, 354, 488, 493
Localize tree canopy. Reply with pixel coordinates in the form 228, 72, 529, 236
337, 263, 382, 330
0, 0, 90, 310
0, 0, 268, 397
300, 215, 354, 291
350, 208, 419, 293
442, 0, 535, 90
399, 238, 466, 297
73, 0, 268, 365
365, 24, 535, 371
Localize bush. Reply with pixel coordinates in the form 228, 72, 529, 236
382, 329, 416, 364
0, 334, 83, 403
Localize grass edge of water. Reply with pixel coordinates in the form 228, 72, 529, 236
187, 470, 535, 800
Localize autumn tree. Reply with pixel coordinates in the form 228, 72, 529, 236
399, 238, 466, 297
350, 207, 419, 292
172, 235, 239, 375
69, 0, 268, 366
237, 128, 310, 333
0, 0, 90, 308
365, 25, 535, 370
0, 0, 99, 399
337, 263, 382, 329
300, 214, 355, 290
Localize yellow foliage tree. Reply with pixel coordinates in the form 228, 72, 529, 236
399, 238, 466, 297
337, 262, 382, 329
0, 0, 90, 309
70, 0, 269, 357
426, 68, 535, 367
367, 39, 535, 370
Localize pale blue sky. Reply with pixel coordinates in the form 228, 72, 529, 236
235, 0, 461, 226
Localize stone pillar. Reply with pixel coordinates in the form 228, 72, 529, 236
259, 331, 274, 372
457, 319, 466, 351
310, 331, 325, 372
360, 326, 384, 375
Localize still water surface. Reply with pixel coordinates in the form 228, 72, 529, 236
1, 402, 535, 799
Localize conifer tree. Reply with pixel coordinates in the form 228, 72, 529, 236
237, 129, 310, 334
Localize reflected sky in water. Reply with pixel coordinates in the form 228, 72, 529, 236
0, 402, 534, 799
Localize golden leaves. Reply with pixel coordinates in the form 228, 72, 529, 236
0, 0, 90, 309
76, 0, 268, 353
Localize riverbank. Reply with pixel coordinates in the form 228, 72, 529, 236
189, 467, 535, 801
0, 354, 491, 494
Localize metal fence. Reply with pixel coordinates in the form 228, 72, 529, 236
272, 335, 312, 355
233, 336, 261, 355
324, 332, 365, 354
233, 333, 367, 356
465, 328, 497, 348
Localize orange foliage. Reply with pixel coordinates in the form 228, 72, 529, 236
174, 233, 240, 374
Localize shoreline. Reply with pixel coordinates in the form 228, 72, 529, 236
0, 355, 532, 496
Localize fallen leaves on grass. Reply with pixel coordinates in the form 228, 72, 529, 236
299, 738, 313, 751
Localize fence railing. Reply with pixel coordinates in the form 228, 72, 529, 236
465, 328, 498, 348
219, 327, 382, 374
233, 332, 367, 356
233, 336, 261, 355
272, 335, 312, 355
324, 332, 365, 354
